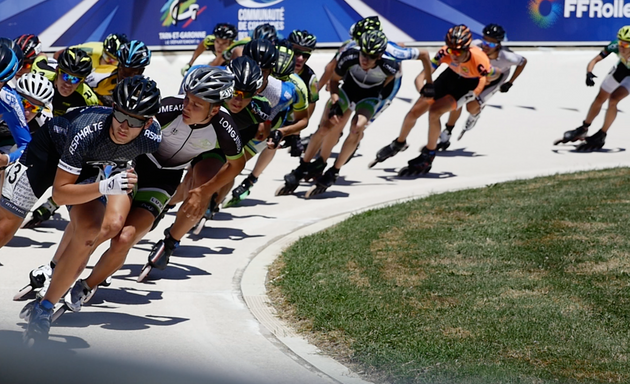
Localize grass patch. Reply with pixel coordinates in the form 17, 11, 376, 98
268, 168, 630, 384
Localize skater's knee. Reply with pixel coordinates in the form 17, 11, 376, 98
115, 225, 138, 249
99, 218, 125, 241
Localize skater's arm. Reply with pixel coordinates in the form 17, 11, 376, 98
587, 54, 604, 73
51, 168, 136, 206
418, 50, 433, 84
414, 67, 436, 93
318, 58, 338, 92
507, 57, 527, 84
186, 41, 207, 67
277, 109, 308, 137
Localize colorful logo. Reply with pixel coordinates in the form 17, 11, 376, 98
235, 0, 284, 8
528, 0, 562, 28
161, 0, 206, 27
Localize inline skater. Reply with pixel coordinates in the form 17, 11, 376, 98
86, 40, 151, 106
555, 26, 630, 151
0, 42, 31, 168
373, 25, 493, 176
438, 23, 527, 147
278, 29, 319, 156
225, 42, 309, 205
181, 23, 237, 75
53, 33, 127, 69
222, 23, 279, 62
19, 76, 162, 344
134, 67, 245, 281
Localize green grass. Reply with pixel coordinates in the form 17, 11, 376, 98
269, 168, 630, 384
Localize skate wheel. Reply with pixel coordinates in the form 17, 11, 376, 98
137, 264, 152, 283
275, 184, 297, 196
51, 305, 67, 323
13, 285, 33, 301
305, 185, 325, 199
19, 300, 37, 320
367, 159, 378, 169
192, 218, 206, 235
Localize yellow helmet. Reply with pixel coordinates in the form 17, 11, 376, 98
617, 26, 630, 42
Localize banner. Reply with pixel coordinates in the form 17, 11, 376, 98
0, 0, 629, 50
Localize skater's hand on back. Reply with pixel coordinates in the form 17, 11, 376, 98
267, 130, 284, 149
586, 72, 596, 87
499, 82, 513, 93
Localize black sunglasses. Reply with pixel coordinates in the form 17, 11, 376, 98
113, 108, 147, 128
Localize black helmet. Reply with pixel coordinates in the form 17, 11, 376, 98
0, 37, 24, 69
183, 66, 234, 103
58, 48, 92, 77
214, 23, 237, 40
117, 40, 151, 68
252, 23, 278, 43
103, 33, 128, 57
14, 34, 41, 62
242, 39, 278, 70
113, 75, 161, 117
445, 24, 472, 50
272, 46, 295, 80
0, 43, 19, 82
482, 23, 505, 42
359, 30, 388, 56
350, 16, 382, 41
227, 56, 263, 93
288, 30, 317, 50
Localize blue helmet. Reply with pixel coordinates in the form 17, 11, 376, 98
0, 42, 19, 82
117, 40, 151, 68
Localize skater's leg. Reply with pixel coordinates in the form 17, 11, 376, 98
169, 170, 193, 205
41, 200, 105, 305
333, 110, 370, 169
85, 207, 155, 289
600, 86, 629, 133
303, 101, 333, 162
319, 110, 352, 162
397, 98, 430, 143
251, 147, 276, 179
427, 96, 457, 150
169, 156, 225, 241
0, 207, 25, 248
585, 88, 610, 125
446, 107, 463, 127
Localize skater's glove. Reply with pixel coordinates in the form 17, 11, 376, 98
420, 83, 435, 98
586, 72, 596, 87
328, 102, 343, 119
268, 130, 284, 149
456, 91, 477, 109
181, 63, 191, 77
500, 82, 513, 93
99, 172, 134, 195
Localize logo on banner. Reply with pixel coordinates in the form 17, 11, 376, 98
236, 0, 284, 8
528, 0, 562, 28
237, 6, 285, 40
161, 0, 204, 27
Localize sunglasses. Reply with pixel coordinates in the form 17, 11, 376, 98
360, 51, 379, 60
619, 40, 630, 48
294, 50, 312, 59
19, 95, 43, 114
59, 70, 84, 85
233, 89, 255, 99
482, 40, 499, 49
447, 47, 468, 57
22, 61, 33, 71
113, 108, 147, 128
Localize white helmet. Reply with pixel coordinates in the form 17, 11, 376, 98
16, 72, 54, 110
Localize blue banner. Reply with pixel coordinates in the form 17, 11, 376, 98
0, 0, 628, 49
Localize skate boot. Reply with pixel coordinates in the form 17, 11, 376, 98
276, 159, 311, 196
23, 299, 54, 346
554, 124, 589, 145
576, 129, 606, 151
369, 139, 409, 168
99, 275, 112, 287
399, 147, 436, 176
14, 262, 54, 301
304, 157, 326, 181
436, 129, 452, 151
282, 135, 304, 157
23, 197, 59, 229
305, 167, 339, 198
458, 113, 481, 140
137, 229, 179, 282
223, 176, 257, 208
62, 279, 97, 313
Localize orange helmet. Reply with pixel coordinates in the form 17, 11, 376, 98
445, 25, 472, 50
